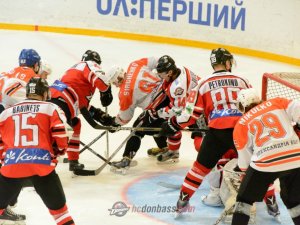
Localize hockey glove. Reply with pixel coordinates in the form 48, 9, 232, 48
143, 109, 159, 125
89, 106, 114, 126
52, 142, 65, 157
100, 86, 113, 107
158, 117, 181, 137
108, 117, 121, 133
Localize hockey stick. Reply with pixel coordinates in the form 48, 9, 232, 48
105, 107, 109, 159
109, 126, 207, 132
157, 181, 181, 190
73, 131, 136, 176
213, 204, 235, 225
63, 130, 107, 163
79, 140, 113, 166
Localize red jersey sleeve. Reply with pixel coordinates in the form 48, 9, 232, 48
50, 105, 68, 155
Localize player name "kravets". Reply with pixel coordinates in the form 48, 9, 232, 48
13, 104, 40, 114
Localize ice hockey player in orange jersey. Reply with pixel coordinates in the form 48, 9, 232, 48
0, 49, 41, 113
232, 88, 300, 225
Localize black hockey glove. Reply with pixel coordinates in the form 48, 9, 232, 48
157, 117, 181, 137
143, 109, 159, 125
108, 117, 121, 133
100, 86, 113, 107
89, 106, 114, 126
52, 142, 65, 157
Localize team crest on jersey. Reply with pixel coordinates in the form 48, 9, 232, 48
4, 148, 52, 165
174, 87, 184, 96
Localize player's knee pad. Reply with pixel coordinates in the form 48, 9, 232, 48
288, 204, 300, 219
233, 201, 252, 216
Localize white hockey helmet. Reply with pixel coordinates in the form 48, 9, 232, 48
237, 88, 261, 112
106, 66, 125, 87
39, 60, 52, 77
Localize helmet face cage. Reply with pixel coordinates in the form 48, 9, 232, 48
210, 48, 234, 68
19, 49, 41, 68
156, 55, 176, 73
26, 77, 50, 99
82, 50, 102, 65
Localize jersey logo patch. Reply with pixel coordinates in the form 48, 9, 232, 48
174, 87, 184, 96
209, 109, 242, 120
4, 148, 52, 166
51, 80, 68, 92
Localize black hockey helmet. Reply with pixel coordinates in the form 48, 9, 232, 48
26, 77, 50, 99
210, 48, 234, 67
81, 50, 102, 65
156, 55, 176, 73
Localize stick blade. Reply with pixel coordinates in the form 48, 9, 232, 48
73, 168, 100, 176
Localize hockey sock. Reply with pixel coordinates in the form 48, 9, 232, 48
167, 131, 182, 151
153, 135, 167, 149
263, 184, 276, 203
67, 118, 81, 160
181, 161, 211, 199
232, 212, 250, 225
49, 204, 75, 225
123, 135, 141, 158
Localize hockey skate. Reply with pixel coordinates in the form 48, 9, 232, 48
174, 191, 190, 219
201, 187, 223, 207
69, 160, 85, 171
265, 195, 281, 223
110, 157, 138, 175
0, 206, 26, 225
147, 147, 168, 157
157, 150, 179, 164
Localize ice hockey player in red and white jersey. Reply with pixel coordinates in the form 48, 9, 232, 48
156, 48, 253, 216
0, 77, 75, 225
49, 50, 118, 171
0, 49, 54, 223
231, 88, 300, 225
0, 49, 42, 113
147, 55, 200, 163
104, 57, 170, 172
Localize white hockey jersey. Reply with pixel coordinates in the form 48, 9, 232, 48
115, 57, 162, 125
157, 66, 200, 120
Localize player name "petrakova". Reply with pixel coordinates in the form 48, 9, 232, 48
208, 78, 238, 89
13, 104, 40, 114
